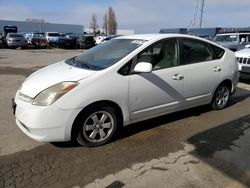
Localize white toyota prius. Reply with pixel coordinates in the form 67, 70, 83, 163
13, 34, 239, 147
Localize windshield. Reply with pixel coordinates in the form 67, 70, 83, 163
214, 35, 237, 42
33, 33, 45, 37
65, 39, 146, 70
59, 34, 66, 37
9, 34, 23, 37
48, 33, 59, 37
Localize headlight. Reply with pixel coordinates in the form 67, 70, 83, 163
32, 82, 79, 106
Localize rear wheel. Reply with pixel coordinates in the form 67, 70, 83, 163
211, 84, 230, 110
75, 106, 118, 147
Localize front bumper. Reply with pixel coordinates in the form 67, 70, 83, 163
238, 64, 250, 79
239, 71, 250, 79
13, 94, 82, 142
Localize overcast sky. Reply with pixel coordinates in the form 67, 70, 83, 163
0, 0, 250, 33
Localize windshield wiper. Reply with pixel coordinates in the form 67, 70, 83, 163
80, 63, 91, 69
66, 57, 103, 70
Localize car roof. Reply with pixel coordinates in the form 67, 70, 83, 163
216, 33, 250, 35
115, 33, 224, 50
116, 33, 209, 41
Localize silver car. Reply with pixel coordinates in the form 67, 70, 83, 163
13, 34, 239, 147
5, 33, 28, 48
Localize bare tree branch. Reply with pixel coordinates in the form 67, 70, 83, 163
103, 13, 108, 35
90, 14, 98, 35
106, 7, 117, 35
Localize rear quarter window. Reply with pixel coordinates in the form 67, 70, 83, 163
211, 44, 225, 59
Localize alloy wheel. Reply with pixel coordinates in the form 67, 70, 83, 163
215, 86, 230, 107
82, 111, 114, 143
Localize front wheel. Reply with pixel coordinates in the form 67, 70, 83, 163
75, 106, 118, 147
211, 85, 231, 110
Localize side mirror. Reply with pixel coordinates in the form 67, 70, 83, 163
245, 44, 250, 48
134, 62, 152, 73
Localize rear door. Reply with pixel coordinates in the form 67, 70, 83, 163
179, 38, 223, 108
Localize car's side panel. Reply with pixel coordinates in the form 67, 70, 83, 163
181, 60, 222, 108
55, 70, 131, 125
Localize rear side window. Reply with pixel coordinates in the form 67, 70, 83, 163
181, 38, 213, 65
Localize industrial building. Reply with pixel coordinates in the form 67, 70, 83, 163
0, 20, 84, 34
0, 20, 135, 35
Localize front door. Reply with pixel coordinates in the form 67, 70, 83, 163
129, 38, 185, 120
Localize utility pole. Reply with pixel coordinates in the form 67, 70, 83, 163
190, 0, 205, 28
199, 0, 205, 28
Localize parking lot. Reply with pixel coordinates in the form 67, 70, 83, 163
0, 48, 250, 188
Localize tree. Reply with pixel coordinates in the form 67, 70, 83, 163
103, 13, 108, 35
90, 14, 98, 35
107, 6, 117, 35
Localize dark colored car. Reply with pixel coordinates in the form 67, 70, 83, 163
2, 25, 18, 47
0, 33, 4, 47
76, 35, 95, 49
58, 34, 76, 48
4, 25, 17, 36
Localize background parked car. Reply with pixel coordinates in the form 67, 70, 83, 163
0, 33, 3, 47
214, 30, 250, 51
66, 32, 81, 40
235, 46, 250, 79
2, 25, 18, 47
94, 35, 108, 45
58, 33, 76, 48
76, 35, 95, 49
5, 33, 28, 48
25, 32, 48, 48
45, 32, 60, 46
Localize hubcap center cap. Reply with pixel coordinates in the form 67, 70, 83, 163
95, 123, 103, 130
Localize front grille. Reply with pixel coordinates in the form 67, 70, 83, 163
237, 57, 250, 64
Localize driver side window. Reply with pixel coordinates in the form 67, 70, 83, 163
137, 39, 178, 70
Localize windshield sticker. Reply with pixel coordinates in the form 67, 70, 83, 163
131, 40, 147, 45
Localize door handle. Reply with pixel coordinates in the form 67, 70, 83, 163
172, 74, 184, 80
213, 66, 222, 72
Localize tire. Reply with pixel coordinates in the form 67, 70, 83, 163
211, 84, 231, 110
74, 106, 118, 147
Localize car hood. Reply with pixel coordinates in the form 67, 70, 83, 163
20, 61, 96, 98
216, 41, 236, 47
235, 48, 250, 57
